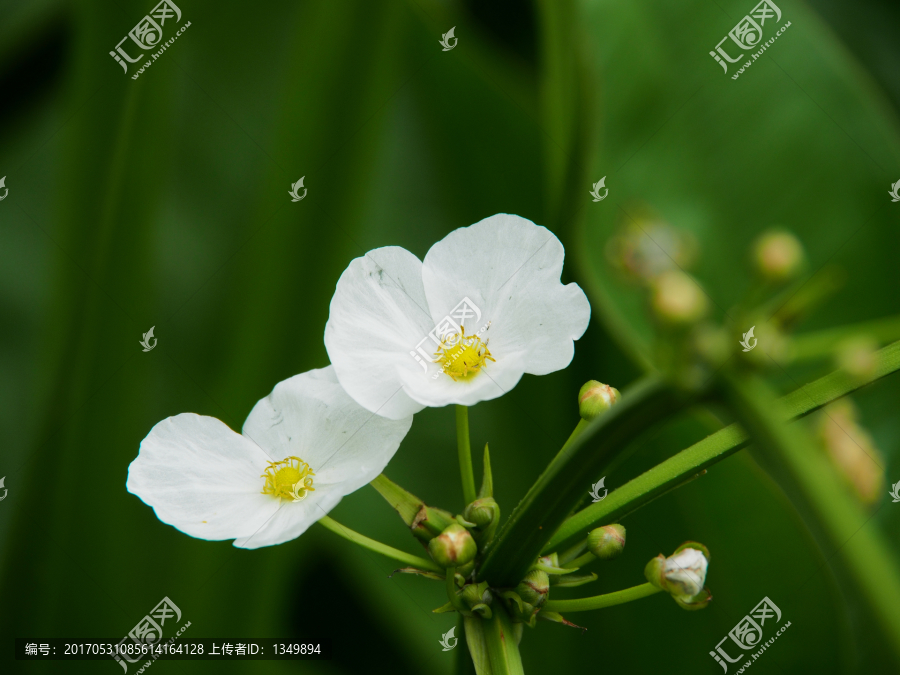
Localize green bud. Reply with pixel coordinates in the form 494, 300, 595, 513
515, 569, 549, 609
835, 336, 878, 381
500, 590, 539, 628
578, 381, 621, 421
463, 497, 501, 546
651, 270, 709, 324
461, 581, 493, 618
428, 523, 477, 568
411, 505, 457, 543
464, 498, 498, 528
753, 230, 805, 281
587, 524, 626, 560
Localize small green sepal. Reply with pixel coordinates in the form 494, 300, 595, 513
550, 572, 597, 588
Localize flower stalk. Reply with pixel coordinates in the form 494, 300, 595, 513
317, 516, 443, 573
457, 405, 477, 506
543, 582, 662, 613
484, 604, 525, 675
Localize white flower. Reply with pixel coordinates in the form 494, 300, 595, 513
126, 367, 412, 549
663, 547, 708, 597
324, 214, 591, 419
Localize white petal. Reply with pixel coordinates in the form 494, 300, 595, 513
233, 490, 344, 549
127, 414, 279, 541
242, 366, 412, 494
324, 247, 434, 420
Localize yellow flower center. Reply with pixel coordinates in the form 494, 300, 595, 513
261, 456, 315, 502
435, 325, 495, 381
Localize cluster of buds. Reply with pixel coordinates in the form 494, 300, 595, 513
644, 542, 712, 610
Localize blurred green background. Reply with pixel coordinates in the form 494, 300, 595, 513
2, 0, 900, 673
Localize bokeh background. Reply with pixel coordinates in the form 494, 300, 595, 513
2, 0, 900, 673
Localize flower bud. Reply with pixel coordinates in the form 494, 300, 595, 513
835, 336, 878, 382
578, 381, 621, 421
464, 498, 498, 528
753, 230, 804, 281
461, 580, 493, 617
645, 542, 710, 606
428, 523, 477, 568
514, 569, 549, 610
816, 399, 884, 505
651, 271, 708, 324
587, 524, 626, 560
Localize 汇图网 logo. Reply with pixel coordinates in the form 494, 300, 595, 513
740, 326, 757, 352
709, 596, 789, 672
410, 297, 491, 380
709, 0, 787, 77
589, 477, 608, 503
109, 1, 189, 78
439, 626, 457, 651
113, 596, 187, 673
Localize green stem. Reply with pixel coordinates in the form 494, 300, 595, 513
479, 377, 687, 587
457, 405, 477, 506
558, 539, 587, 565
543, 582, 662, 613
563, 552, 595, 570
317, 516, 443, 574
484, 604, 524, 675
462, 616, 489, 675
546, 338, 900, 551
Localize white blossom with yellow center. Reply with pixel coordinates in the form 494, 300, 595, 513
126, 367, 412, 548
324, 214, 591, 420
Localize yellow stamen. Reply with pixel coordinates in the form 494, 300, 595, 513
261, 456, 315, 502
435, 325, 495, 381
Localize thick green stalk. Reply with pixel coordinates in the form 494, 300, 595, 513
484, 604, 524, 675
479, 377, 686, 587
720, 371, 900, 666
462, 616, 490, 675
317, 516, 443, 573
543, 582, 662, 613
546, 338, 900, 551
457, 405, 477, 506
